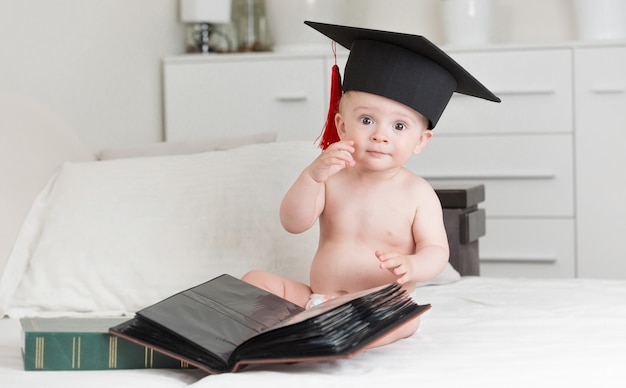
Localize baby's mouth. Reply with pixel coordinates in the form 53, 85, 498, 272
367, 149, 388, 157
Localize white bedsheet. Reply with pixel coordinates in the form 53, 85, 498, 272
3, 277, 626, 388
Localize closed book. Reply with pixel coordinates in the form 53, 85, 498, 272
21, 317, 191, 371
110, 274, 431, 374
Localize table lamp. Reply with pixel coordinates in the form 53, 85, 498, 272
180, 0, 232, 53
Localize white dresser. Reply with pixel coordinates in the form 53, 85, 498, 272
417, 47, 576, 278
162, 42, 626, 279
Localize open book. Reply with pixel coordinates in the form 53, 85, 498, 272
109, 274, 430, 374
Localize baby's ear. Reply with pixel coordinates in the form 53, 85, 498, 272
413, 131, 433, 154
335, 113, 347, 139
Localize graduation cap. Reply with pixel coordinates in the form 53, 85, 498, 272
305, 21, 500, 149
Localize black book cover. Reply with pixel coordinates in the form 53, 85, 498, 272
109, 274, 430, 374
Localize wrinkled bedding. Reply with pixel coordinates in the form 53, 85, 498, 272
3, 276, 625, 388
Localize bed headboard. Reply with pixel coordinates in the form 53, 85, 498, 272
0, 93, 96, 276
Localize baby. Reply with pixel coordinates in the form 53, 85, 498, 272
242, 21, 499, 348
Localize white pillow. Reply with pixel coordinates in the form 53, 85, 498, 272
415, 262, 460, 287
0, 141, 459, 317
0, 142, 320, 316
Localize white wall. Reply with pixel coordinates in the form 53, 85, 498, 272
0, 0, 185, 149
1, 0, 578, 150
353, 0, 576, 45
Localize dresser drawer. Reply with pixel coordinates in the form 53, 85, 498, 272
437, 48, 573, 134
407, 134, 574, 217
164, 56, 327, 141
479, 218, 575, 278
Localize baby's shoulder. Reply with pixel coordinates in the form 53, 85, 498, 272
399, 167, 433, 188
398, 168, 440, 202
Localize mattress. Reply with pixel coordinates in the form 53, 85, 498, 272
3, 276, 626, 388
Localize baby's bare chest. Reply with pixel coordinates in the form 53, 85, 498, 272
322, 188, 417, 247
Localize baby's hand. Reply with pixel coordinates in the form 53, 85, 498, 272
375, 250, 415, 286
308, 141, 355, 183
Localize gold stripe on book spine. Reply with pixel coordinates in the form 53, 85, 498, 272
144, 347, 154, 368
35, 337, 44, 369
109, 336, 118, 368
72, 337, 82, 369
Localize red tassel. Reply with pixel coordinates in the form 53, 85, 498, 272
318, 63, 342, 150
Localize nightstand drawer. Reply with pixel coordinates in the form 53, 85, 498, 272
164, 56, 327, 141
480, 218, 575, 278
438, 48, 573, 134
408, 134, 574, 217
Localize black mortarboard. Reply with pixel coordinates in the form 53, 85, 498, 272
306, 21, 500, 143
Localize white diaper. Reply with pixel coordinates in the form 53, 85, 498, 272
305, 293, 335, 310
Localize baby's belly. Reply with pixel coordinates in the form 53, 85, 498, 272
309, 241, 397, 294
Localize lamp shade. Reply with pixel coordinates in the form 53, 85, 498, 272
180, 0, 231, 23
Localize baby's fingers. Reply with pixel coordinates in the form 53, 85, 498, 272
378, 254, 401, 271
325, 147, 354, 167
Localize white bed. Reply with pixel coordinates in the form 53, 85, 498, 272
3, 278, 626, 388
2, 94, 626, 387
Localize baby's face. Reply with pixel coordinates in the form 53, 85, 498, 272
335, 91, 431, 169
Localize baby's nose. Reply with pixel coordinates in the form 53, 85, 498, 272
371, 127, 389, 142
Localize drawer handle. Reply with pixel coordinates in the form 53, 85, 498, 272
423, 172, 556, 180
274, 95, 308, 102
480, 255, 557, 263
590, 87, 625, 94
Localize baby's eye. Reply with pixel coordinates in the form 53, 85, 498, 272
394, 123, 407, 131
360, 116, 372, 125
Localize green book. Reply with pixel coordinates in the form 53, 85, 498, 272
20, 317, 192, 371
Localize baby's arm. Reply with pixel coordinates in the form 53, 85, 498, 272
377, 184, 450, 289
280, 141, 355, 234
